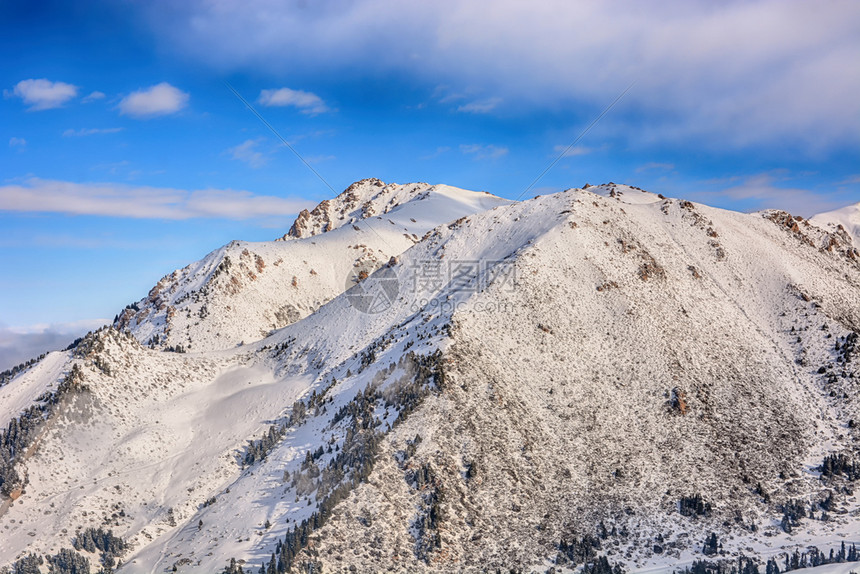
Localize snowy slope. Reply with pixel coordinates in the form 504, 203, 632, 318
2, 183, 860, 574
0, 351, 69, 430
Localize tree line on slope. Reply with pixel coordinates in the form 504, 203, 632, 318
224, 350, 445, 574
672, 542, 860, 574
0, 364, 85, 496
0, 353, 47, 389
2, 527, 127, 574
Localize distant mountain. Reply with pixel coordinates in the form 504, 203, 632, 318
811, 202, 860, 245
2, 181, 860, 574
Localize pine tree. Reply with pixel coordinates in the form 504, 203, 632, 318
702, 533, 718, 556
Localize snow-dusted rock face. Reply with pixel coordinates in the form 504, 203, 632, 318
279, 177, 388, 239
2, 183, 860, 574
759, 209, 859, 261
279, 178, 505, 240
811, 202, 860, 247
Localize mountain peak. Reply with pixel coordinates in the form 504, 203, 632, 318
278, 178, 507, 240
280, 178, 387, 240
582, 182, 664, 205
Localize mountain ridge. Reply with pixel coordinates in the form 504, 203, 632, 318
112, 180, 510, 353
2, 181, 860, 574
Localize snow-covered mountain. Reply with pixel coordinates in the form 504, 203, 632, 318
811, 202, 860, 246
2, 181, 860, 574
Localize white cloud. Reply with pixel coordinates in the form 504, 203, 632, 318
82, 91, 106, 102
552, 145, 591, 158
460, 144, 508, 160
5, 319, 109, 337
138, 0, 860, 150
420, 146, 451, 160
62, 127, 123, 137
457, 98, 501, 114
9, 137, 26, 147
691, 173, 846, 217
118, 82, 189, 118
227, 139, 269, 168
435, 90, 466, 105
9, 79, 78, 110
304, 154, 336, 164
0, 177, 312, 220
258, 88, 329, 115
0, 232, 166, 250
636, 162, 675, 173
90, 160, 131, 176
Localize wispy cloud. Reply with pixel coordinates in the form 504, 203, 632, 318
552, 145, 591, 158
8, 79, 78, 110
432, 85, 458, 102
227, 138, 269, 168
3, 319, 109, 337
258, 88, 330, 115
82, 91, 106, 103
692, 173, 847, 217
420, 146, 451, 160
636, 162, 675, 173
118, 82, 189, 118
460, 143, 508, 160
90, 160, 131, 175
0, 232, 170, 250
63, 127, 123, 137
304, 154, 336, 164
9, 137, 26, 148
0, 177, 312, 220
457, 98, 501, 114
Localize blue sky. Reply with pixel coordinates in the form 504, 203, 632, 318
1, 0, 859, 369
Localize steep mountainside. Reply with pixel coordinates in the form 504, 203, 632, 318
2, 182, 860, 574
